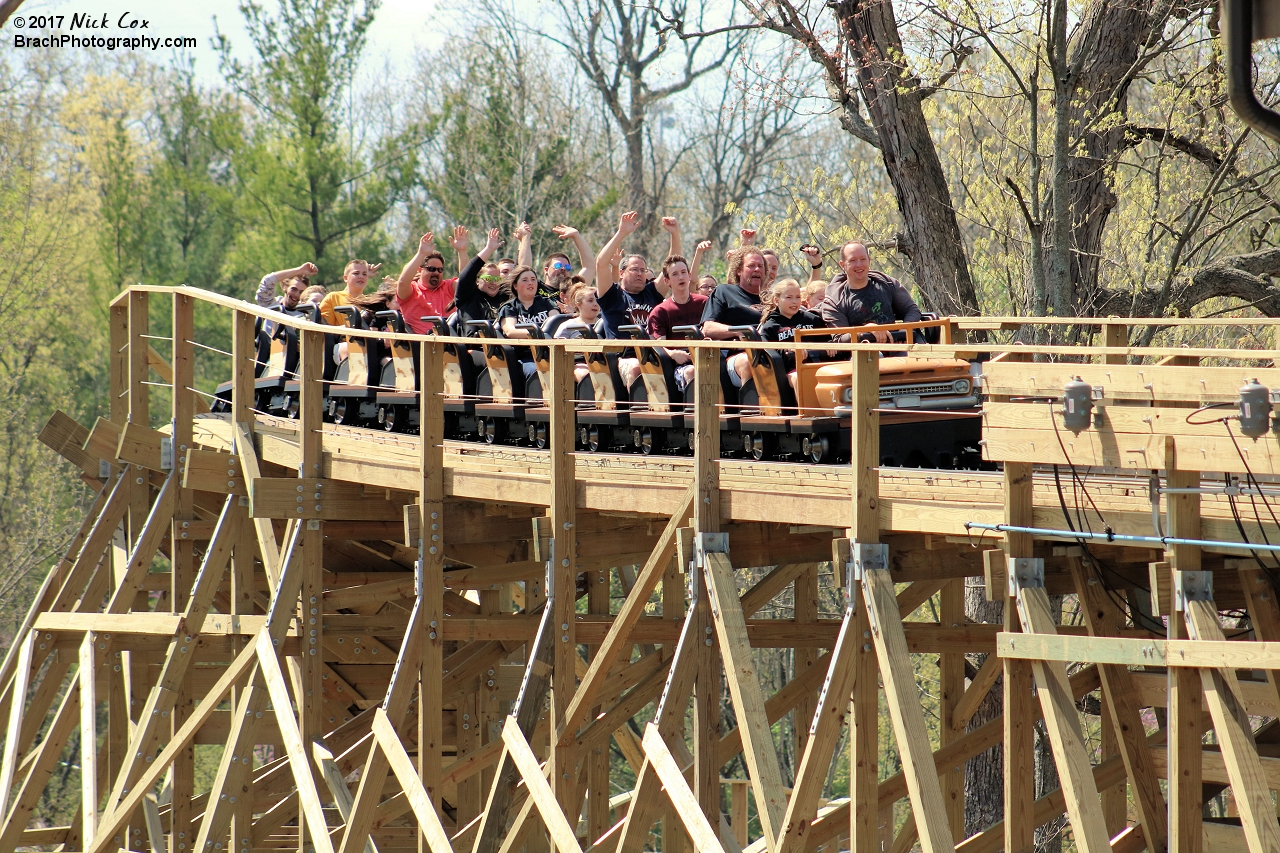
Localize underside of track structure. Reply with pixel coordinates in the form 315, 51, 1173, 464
9, 286, 1280, 853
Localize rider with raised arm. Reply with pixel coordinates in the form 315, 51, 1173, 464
396, 232, 454, 326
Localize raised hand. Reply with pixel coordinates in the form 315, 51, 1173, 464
418, 232, 436, 253
449, 225, 470, 252
660, 216, 679, 234
739, 228, 757, 245
485, 227, 503, 252
300, 262, 319, 277
618, 210, 640, 236
513, 221, 532, 242
552, 224, 580, 240
800, 244, 822, 265
695, 240, 712, 253
368, 262, 383, 273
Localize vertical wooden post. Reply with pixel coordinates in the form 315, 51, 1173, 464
662, 533, 691, 853
586, 560, 609, 843
232, 309, 256, 426
939, 579, 964, 841
79, 632, 99, 848
1002, 461, 1035, 853
127, 291, 150, 544
418, 340, 446, 828
549, 345, 579, 818
848, 349, 879, 853
1101, 321, 1127, 364
1166, 460, 1201, 853
299, 327, 326, 852
793, 565, 819, 757
170, 292, 196, 853
692, 345, 721, 828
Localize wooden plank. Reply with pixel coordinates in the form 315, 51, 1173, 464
1183, 594, 1280, 853
703, 550, 785, 851
641, 724, 726, 853
949, 649, 999, 733
235, 422, 282, 591
693, 346, 719, 534
183, 447, 245, 496
299, 326, 325, 853
250, 478, 404, 521
1013, 580, 1112, 853
502, 717, 582, 853
983, 361, 1280, 403
861, 565, 955, 853
938, 580, 964, 841
980, 425, 1168, 469
373, 710, 455, 853
419, 339, 446, 820
116, 421, 166, 472
311, 740, 377, 853
0, 682, 79, 853
849, 351, 878, 543
993, 632, 1280, 668
548, 346, 578, 813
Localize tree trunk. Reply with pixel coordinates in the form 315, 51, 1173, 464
835, 0, 982, 316
963, 586, 1004, 836
1065, 1, 1160, 313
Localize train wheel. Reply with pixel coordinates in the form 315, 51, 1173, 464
578, 426, 589, 449
480, 418, 498, 444
747, 432, 771, 461
383, 405, 406, 433
331, 398, 352, 425
534, 423, 548, 449
802, 434, 829, 464
284, 394, 300, 420
585, 426, 601, 452
640, 428, 662, 455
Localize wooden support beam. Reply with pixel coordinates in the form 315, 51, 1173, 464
1166, 462, 1203, 853
861, 560, 955, 853
79, 633, 99, 848
1066, 555, 1166, 849
703, 549, 785, 851
1011, 562, 1111, 853
373, 710, 455, 853
557, 488, 693, 743
777, 572, 858, 853
641, 724, 725, 853
1182, 586, 1280, 853
548, 346, 578, 815
1002, 461, 1034, 853
502, 717, 582, 853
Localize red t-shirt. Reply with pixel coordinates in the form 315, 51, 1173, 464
647, 294, 708, 340
399, 278, 456, 333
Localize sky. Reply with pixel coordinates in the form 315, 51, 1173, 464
6, 0, 450, 82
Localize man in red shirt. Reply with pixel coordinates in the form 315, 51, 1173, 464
396, 232, 455, 332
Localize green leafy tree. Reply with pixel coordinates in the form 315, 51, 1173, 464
216, 0, 420, 285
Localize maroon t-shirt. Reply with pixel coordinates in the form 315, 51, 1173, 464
646, 294, 708, 340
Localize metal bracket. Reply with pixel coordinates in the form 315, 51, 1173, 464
160, 437, 174, 471
849, 542, 888, 581
1007, 557, 1045, 596
1174, 570, 1213, 611
544, 540, 555, 598
694, 532, 729, 569
98, 458, 111, 480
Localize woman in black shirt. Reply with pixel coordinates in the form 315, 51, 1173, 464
497, 265, 560, 377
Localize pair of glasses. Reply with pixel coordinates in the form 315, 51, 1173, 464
479, 274, 502, 283
551, 262, 572, 271
422, 265, 444, 273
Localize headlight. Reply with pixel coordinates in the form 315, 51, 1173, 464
952, 379, 971, 394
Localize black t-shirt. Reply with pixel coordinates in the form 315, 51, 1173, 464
760, 308, 830, 366
599, 280, 663, 337
700, 283, 762, 329
497, 295, 559, 361
454, 256, 507, 334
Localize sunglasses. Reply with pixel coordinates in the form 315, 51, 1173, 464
422, 265, 444, 273
479, 274, 502, 283
551, 262, 572, 271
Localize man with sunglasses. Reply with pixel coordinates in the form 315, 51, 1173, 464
396, 231, 455, 333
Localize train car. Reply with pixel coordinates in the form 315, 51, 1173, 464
213, 310, 984, 468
